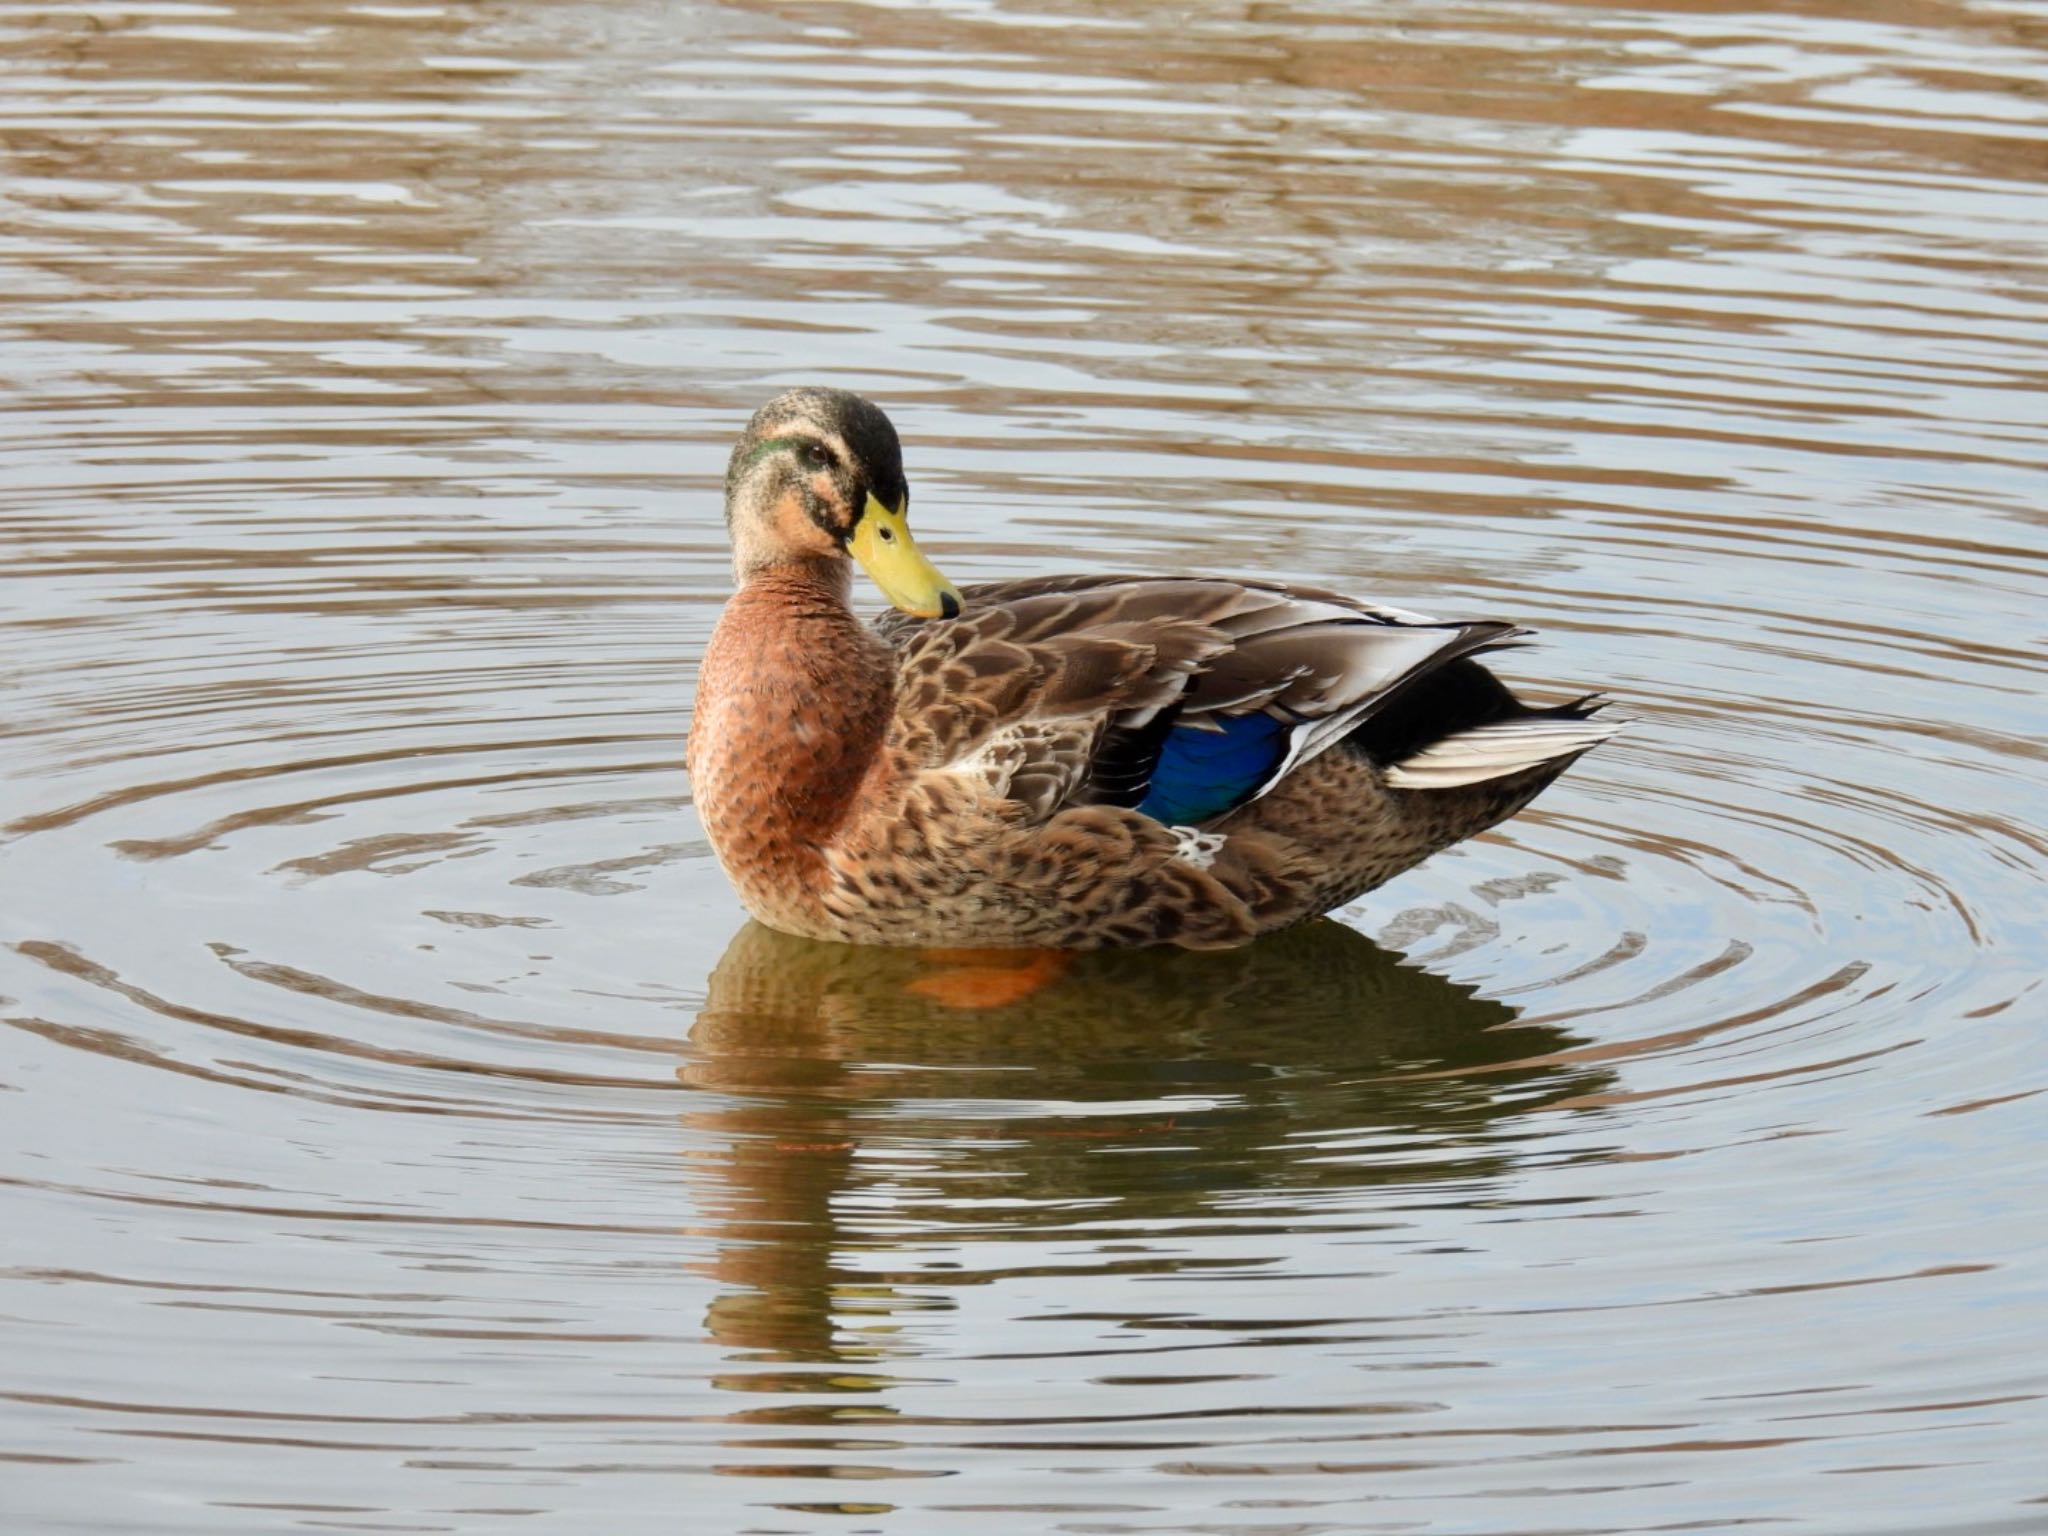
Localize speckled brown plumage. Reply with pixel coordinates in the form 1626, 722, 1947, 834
687, 388, 1620, 950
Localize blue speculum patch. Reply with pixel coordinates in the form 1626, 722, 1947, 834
1136, 712, 1291, 826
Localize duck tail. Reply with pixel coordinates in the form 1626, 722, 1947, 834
1381, 698, 1622, 790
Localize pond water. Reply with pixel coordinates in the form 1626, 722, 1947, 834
2, 1, 2045, 1532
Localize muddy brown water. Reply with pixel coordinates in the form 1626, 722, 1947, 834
2, 2, 2045, 1532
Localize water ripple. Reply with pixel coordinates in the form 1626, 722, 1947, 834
2, 1, 2045, 1532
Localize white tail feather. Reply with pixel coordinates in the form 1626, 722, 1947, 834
1383, 717, 1623, 790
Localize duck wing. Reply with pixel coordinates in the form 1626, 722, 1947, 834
874, 575, 1587, 827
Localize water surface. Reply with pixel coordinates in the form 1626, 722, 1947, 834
3, 1, 2046, 1532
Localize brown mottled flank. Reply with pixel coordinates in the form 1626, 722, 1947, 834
688, 388, 1617, 950
1215, 741, 1565, 925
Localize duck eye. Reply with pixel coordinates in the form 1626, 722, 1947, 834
798, 441, 833, 470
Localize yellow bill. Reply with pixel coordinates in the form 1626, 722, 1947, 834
849, 494, 963, 619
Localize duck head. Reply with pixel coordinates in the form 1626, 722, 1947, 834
723, 386, 963, 618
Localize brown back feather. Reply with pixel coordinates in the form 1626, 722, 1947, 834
873, 575, 1513, 827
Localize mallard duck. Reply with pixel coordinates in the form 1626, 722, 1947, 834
687, 387, 1618, 950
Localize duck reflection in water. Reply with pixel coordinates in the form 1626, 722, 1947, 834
680, 920, 1609, 1366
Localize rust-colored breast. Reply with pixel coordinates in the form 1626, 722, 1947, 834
690, 576, 896, 938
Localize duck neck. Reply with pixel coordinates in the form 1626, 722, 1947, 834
691, 560, 896, 880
